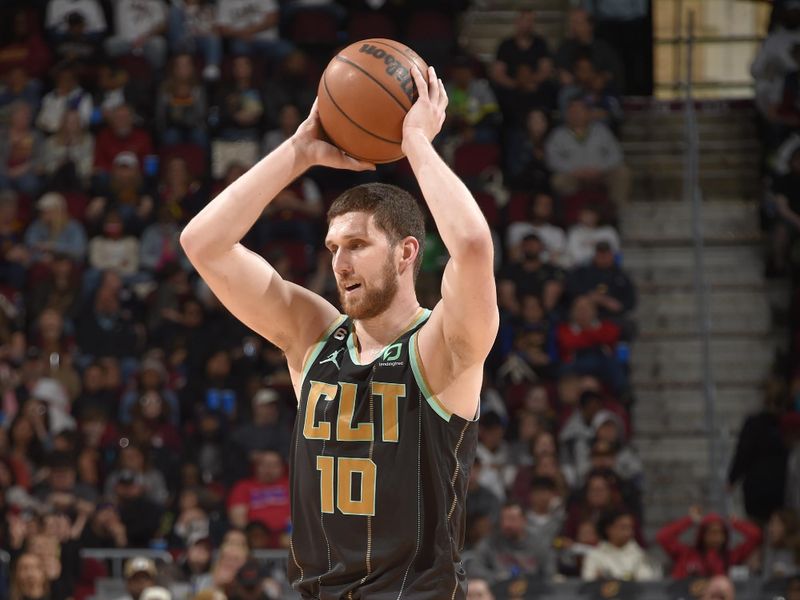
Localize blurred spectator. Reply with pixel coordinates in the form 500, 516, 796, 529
466, 577, 495, 600
88, 210, 141, 278
466, 458, 501, 550
227, 450, 290, 547
140, 208, 191, 276
215, 0, 292, 62
168, 0, 222, 81
524, 476, 565, 553
752, 2, 800, 120
566, 206, 620, 267
116, 556, 158, 600
0, 67, 42, 123
27, 252, 81, 325
444, 56, 500, 145
752, 508, 800, 578
45, 0, 107, 43
110, 468, 165, 546
262, 51, 315, 129
498, 233, 564, 316
76, 271, 139, 360
506, 192, 567, 267
253, 178, 322, 249
94, 104, 154, 178
262, 103, 301, 155
500, 63, 559, 131
215, 55, 265, 141
194, 541, 249, 596
777, 44, 800, 127
476, 411, 512, 501
79, 502, 129, 547
24, 192, 87, 263
469, 500, 556, 583
557, 296, 626, 394
728, 391, 789, 523
555, 8, 625, 91
228, 559, 282, 600
33, 450, 97, 506
0, 102, 43, 198
0, 190, 30, 290
545, 96, 629, 207
120, 357, 179, 424
105, 443, 169, 506
157, 156, 206, 225
565, 240, 636, 323
36, 63, 93, 135
230, 388, 290, 460
105, 0, 169, 70
560, 390, 610, 481
505, 108, 551, 191
558, 55, 623, 131
656, 505, 763, 579
141, 587, 172, 600
89, 151, 155, 236
562, 468, 631, 542
771, 147, 800, 274
40, 109, 94, 191
702, 575, 736, 600
10, 552, 50, 600
0, 11, 51, 81
590, 416, 643, 510
583, 0, 652, 95
491, 10, 551, 92
156, 53, 208, 147
498, 298, 558, 382
581, 508, 658, 581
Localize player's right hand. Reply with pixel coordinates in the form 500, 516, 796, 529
292, 100, 376, 172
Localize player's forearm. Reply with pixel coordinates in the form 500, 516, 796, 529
181, 139, 307, 259
403, 132, 492, 260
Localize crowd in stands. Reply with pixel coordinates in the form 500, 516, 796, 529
0, 0, 793, 599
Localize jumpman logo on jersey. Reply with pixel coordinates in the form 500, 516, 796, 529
319, 348, 345, 369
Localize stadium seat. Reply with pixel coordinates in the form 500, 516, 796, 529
159, 144, 207, 179
453, 142, 501, 179
348, 11, 398, 42
473, 191, 499, 227
505, 192, 533, 224
287, 9, 341, 47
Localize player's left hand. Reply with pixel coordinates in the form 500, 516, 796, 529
403, 66, 447, 147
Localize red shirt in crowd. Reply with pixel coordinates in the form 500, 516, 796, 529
557, 319, 620, 363
656, 514, 763, 579
93, 127, 154, 173
227, 475, 291, 544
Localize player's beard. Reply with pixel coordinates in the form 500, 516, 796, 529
339, 253, 399, 320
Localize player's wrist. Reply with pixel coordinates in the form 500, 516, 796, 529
401, 129, 431, 156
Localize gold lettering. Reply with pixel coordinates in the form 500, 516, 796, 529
303, 381, 337, 440
316, 456, 335, 514
337, 458, 377, 516
336, 382, 373, 442
371, 382, 405, 442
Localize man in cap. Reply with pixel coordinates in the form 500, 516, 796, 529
230, 388, 290, 461
24, 192, 88, 262
115, 556, 157, 600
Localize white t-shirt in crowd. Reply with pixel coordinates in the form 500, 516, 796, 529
216, 0, 279, 41
506, 221, 568, 267
46, 0, 107, 34
566, 224, 621, 266
113, 0, 167, 42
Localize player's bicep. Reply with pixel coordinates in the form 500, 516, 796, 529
435, 254, 499, 363
192, 243, 339, 363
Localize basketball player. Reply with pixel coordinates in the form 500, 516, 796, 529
181, 66, 498, 599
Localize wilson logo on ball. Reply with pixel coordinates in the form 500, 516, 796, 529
358, 43, 415, 102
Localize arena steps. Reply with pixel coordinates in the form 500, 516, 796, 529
618, 98, 777, 540
459, 0, 569, 62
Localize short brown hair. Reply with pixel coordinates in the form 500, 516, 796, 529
327, 183, 426, 279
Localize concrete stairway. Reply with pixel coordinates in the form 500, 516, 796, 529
620, 103, 783, 538
459, 0, 569, 62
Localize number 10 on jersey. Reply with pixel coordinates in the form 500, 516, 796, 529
316, 456, 377, 516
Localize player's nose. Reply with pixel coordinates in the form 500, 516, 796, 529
331, 249, 352, 275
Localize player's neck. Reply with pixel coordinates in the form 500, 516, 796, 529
352, 291, 422, 360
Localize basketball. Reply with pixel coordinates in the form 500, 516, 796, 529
317, 38, 429, 164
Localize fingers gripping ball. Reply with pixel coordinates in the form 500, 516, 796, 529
317, 39, 429, 164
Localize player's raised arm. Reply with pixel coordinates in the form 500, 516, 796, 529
403, 67, 499, 417
180, 102, 374, 372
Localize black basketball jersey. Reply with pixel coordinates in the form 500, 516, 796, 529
288, 309, 478, 600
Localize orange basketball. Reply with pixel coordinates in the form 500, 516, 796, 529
317, 39, 428, 164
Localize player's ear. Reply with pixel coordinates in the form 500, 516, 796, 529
399, 236, 419, 274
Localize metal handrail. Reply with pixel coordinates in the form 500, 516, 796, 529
79, 548, 174, 579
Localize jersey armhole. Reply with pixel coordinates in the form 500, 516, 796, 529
409, 331, 480, 423
299, 314, 347, 390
